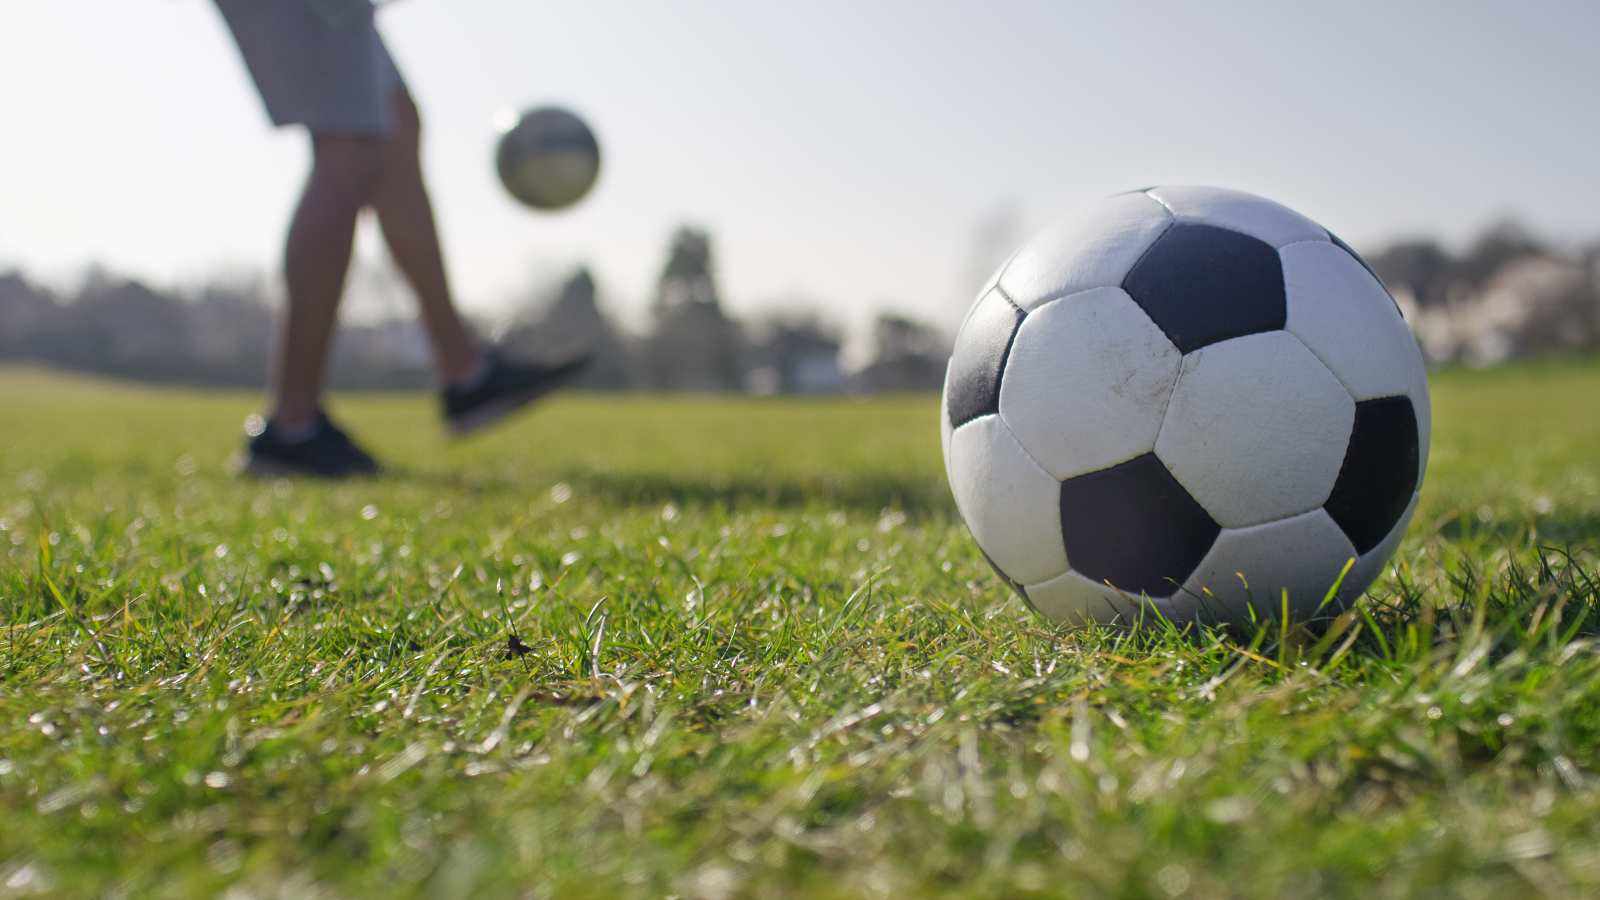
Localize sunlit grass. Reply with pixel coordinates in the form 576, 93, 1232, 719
3, 362, 1600, 898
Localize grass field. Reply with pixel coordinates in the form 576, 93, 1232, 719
4, 361, 1600, 899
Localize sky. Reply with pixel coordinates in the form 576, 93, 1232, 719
1, 0, 1597, 357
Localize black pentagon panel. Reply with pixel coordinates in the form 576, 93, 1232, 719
1327, 229, 1404, 317
946, 289, 1026, 428
1323, 396, 1420, 553
1059, 453, 1221, 597
1121, 223, 1286, 353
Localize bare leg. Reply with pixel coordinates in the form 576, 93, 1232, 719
273, 134, 386, 431
271, 89, 481, 432
370, 89, 481, 386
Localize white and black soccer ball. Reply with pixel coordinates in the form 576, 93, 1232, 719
941, 186, 1429, 626
496, 106, 601, 211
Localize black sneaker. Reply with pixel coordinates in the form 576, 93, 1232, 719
245, 411, 382, 478
442, 352, 590, 435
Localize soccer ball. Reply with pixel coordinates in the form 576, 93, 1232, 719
941, 186, 1429, 626
496, 106, 601, 211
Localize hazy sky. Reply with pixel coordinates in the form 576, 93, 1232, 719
1, 0, 1596, 349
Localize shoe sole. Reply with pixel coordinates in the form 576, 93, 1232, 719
447, 361, 588, 436
243, 456, 300, 479
243, 455, 382, 479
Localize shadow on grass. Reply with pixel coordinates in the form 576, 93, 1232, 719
560, 470, 956, 515
1432, 506, 1600, 545
1335, 537, 1600, 670
1097, 518, 1600, 665
390, 467, 958, 516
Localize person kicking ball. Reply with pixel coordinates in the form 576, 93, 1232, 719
215, 0, 587, 477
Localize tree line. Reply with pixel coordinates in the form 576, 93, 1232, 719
3, 221, 1594, 391
1367, 224, 1600, 366
0, 227, 950, 393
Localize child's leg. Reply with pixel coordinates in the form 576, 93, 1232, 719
369, 88, 482, 387
273, 133, 386, 431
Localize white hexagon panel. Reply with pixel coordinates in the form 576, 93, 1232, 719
1281, 240, 1432, 487
1145, 185, 1330, 248
1281, 241, 1425, 402
946, 415, 1069, 586
1023, 569, 1140, 627
998, 287, 1181, 480
1176, 508, 1359, 622
997, 192, 1173, 311
1411, 359, 1432, 487
1155, 331, 1355, 529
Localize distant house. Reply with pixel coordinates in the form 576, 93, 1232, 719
744, 316, 844, 394
850, 314, 949, 392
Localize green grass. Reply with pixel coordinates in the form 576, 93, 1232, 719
3, 361, 1600, 899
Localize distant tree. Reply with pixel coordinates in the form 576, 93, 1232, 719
643, 227, 743, 391
1369, 223, 1548, 310
187, 279, 273, 385
70, 276, 198, 382
0, 272, 71, 362
0, 266, 441, 389
500, 267, 634, 389
1369, 241, 1451, 307
1494, 257, 1600, 357
1444, 222, 1546, 296
325, 321, 434, 389
850, 313, 949, 392
1370, 221, 1600, 365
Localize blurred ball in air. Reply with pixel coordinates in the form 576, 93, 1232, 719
495, 106, 601, 211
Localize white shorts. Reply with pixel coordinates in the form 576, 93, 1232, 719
214, 0, 406, 135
